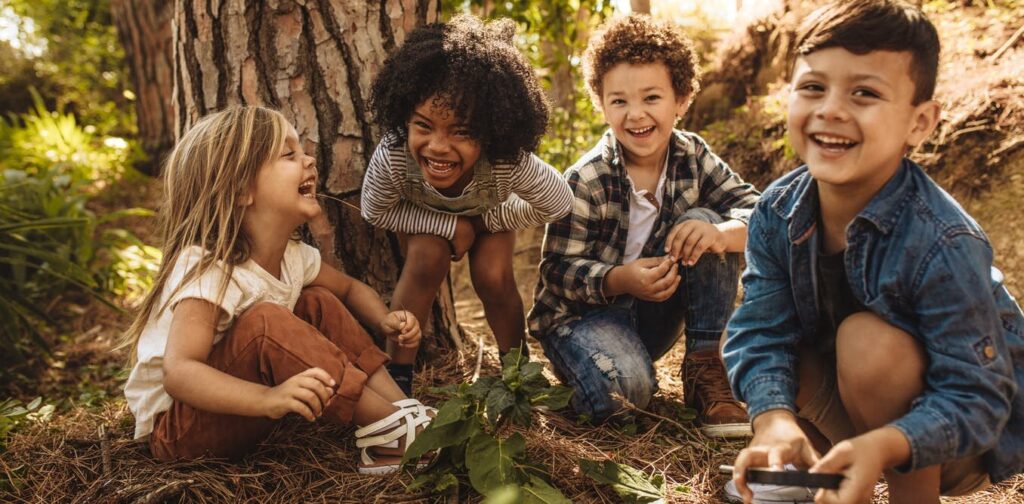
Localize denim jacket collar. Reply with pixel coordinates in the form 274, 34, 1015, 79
773, 158, 917, 242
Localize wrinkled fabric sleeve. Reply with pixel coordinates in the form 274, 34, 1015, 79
481, 154, 573, 232
889, 234, 1016, 472
691, 136, 760, 224
536, 171, 615, 305
360, 140, 458, 240
723, 197, 802, 420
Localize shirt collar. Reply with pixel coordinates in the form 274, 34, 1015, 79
599, 128, 694, 171
783, 158, 916, 240
857, 158, 915, 234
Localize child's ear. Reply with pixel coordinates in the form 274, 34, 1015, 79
239, 191, 254, 207
674, 94, 693, 120
907, 99, 941, 148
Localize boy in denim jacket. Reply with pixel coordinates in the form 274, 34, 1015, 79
529, 15, 760, 436
723, 1, 1024, 503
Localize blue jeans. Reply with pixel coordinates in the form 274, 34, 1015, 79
539, 208, 741, 422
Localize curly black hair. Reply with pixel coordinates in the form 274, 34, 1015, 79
369, 14, 550, 163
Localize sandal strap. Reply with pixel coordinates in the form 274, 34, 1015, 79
355, 407, 431, 450
355, 407, 413, 438
392, 398, 438, 418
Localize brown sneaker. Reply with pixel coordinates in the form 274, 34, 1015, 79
682, 349, 752, 438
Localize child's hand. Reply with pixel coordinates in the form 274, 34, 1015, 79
261, 367, 336, 421
811, 431, 895, 504
732, 410, 820, 503
381, 310, 421, 349
451, 216, 477, 260
665, 220, 727, 266
622, 256, 680, 301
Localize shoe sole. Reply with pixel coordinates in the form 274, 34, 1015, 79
699, 422, 752, 438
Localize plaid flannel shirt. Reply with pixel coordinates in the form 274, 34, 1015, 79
527, 129, 761, 340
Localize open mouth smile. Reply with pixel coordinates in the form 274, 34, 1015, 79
298, 178, 316, 198
423, 157, 459, 176
626, 125, 656, 138
810, 133, 859, 152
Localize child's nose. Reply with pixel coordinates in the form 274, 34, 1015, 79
815, 92, 850, 122
427, 135, 452, 154
626, 105, 645, 122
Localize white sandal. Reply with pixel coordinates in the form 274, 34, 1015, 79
354, 399, 433, 475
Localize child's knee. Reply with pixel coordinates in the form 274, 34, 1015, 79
404, 235, 451, 280
585, 351, 656, 413
835, 312, 925, 393
680, 207, 724, 224
295, 286, 341, 313
231, 302, 301, 344
470, 262, 516, 303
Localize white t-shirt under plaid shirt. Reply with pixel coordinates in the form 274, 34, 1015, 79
528, 129, 761, 340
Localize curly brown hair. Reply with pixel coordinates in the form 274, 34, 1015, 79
369, 14, 549, 163
582, 14, 700, 106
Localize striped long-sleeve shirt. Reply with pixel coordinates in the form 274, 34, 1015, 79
360, 134, 573, 240
527, 129, 761, 339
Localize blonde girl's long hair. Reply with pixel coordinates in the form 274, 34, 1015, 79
116, 106, 289, 362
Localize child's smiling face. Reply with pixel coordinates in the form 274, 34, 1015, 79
407, 96, 482, 192
247, 124, 320, 226
599, 62, 689, 169
788, 47, 940, 190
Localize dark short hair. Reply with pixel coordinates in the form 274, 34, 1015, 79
369, 14, 549, 163
795, 0, 940, 104
582, 14, 700, 105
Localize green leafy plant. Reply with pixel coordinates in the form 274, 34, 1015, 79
0, 397, 55, 445
401, 348, 574, 501
579, 458, 665, 503
0, 93, 154, 366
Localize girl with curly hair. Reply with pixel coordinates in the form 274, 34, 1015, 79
361, 14, 572, 394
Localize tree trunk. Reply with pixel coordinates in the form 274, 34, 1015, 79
111, 0, 175, 175
172, 0, 469, 355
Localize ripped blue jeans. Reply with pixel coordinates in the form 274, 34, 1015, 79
539, 209, 741, 422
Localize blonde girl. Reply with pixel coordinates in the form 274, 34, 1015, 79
119, 106, 431, 474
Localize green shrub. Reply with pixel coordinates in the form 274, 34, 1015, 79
0, 93, 155, 365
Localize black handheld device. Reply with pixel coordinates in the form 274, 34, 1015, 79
719, 465, 843, 490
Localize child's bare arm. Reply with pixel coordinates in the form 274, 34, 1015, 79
310, 263, 420, 348
481, 154, 573, 232
162, 299, 335, 421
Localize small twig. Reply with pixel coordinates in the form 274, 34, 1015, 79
610, 393, 693, 434
470, 334, 485, 383
99, 425, 112, 478
317, 193, 362, 213
991, 23, 1024, 61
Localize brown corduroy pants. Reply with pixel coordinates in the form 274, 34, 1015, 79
148, 286, 390, 460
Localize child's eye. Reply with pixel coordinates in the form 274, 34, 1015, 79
852, 88, 880, 99
610, 98, 626, 106
797, 83, 824, 93
454, 130, 472, 138
411, 120, 430, 130
644, 95, 661, 102
282, 151, 295, 158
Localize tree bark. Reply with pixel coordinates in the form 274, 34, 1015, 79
172, 0, 469, 355
111, 0, 175, 175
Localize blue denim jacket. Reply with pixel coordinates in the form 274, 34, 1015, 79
724, 159, 1024, 482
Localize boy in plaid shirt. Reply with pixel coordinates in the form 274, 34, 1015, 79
528, 14, 760, 436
